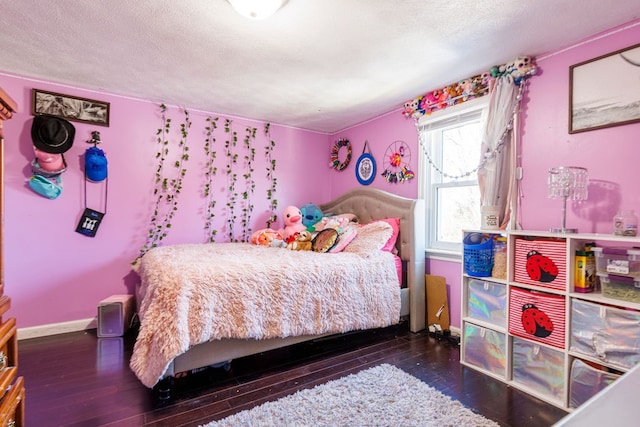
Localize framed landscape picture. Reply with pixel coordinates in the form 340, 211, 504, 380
32, 88, 110, 127
569, 43, 640, 133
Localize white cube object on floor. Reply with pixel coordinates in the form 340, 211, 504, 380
97, 294, 135, 338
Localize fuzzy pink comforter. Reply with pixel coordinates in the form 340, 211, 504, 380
130, 242, 400, 387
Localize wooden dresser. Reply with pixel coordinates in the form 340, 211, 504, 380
0, 87, 24, 427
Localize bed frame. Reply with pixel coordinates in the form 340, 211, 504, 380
152, 188, 425, 395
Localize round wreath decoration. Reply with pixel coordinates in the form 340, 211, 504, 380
330, 138, 352, 171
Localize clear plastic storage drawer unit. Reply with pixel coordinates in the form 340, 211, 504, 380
467, 279, 507, 327
463, 322, 506, 377
598, 273, 640, 304
592, 247, 640, 277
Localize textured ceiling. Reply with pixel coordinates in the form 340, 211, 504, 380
1, 0, 639, 133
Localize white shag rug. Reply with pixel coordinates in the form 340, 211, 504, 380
200, 364, 499, 427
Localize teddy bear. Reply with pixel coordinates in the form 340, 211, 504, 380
278, 205, 307, 243
287, 230, 312, 251
444, 84, 461, 107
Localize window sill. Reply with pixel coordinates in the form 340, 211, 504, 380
424, 248, 461, 263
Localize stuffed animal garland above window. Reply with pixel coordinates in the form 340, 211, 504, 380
401, 55, 537, 120
330, 138, 352, 171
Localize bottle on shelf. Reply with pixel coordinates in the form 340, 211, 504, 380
613, 210, 638, 236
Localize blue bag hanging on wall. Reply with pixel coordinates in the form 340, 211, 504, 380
85, 146, 108, 182
76, 131, 108, 237
29, 174, 63, 199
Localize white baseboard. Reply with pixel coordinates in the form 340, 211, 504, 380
17, 319, 462, 341
18, 318, 97, 340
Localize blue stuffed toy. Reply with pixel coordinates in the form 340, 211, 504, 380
300, 203, 323, 230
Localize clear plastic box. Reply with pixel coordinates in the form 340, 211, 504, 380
512, 337, 565, 402
570, 299, 640, 370
598, 273, 640, 304
463, 322, 506, 377
592, 247, 640, 277
569, 358, 621, 408
467, 279, 507, 327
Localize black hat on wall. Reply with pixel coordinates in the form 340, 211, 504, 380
31, 114, 75, 154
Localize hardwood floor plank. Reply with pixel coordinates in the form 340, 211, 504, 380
18, 323, 568, 426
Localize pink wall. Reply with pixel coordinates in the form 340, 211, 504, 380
521, 22, 640, 233
3, 18, 639, 332
337, 19, 640, 329
0, 75, 331, 329
328, 110, 419, 198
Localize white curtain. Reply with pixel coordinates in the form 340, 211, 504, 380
477, 77, 521, 229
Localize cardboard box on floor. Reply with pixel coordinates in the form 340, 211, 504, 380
426, 275, 450, 330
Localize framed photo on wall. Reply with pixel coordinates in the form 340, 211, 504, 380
32, 88, 110, 127
569, 43, 640, 134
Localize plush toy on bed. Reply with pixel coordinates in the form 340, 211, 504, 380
300, 202, 323, 231
287, 230, 313, 251
250, 228, 285, 247
279, 205, 307, 243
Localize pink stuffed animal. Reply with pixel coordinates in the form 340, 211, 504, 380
279, 205, 307, 242
250, 228, 283, 246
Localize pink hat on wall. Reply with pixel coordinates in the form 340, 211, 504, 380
31, 147, 67, 177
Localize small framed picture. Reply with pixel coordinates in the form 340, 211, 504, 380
355, 153, 376, 185
32, 88, 110, 127
569, 43, 640, 133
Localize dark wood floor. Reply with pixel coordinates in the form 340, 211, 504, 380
18, 322, 568, 426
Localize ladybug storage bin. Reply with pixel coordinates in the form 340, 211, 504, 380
569, 359, 621, 408
514, 237, 567, 291
570, 299, 640, 370
467, 279, 507, 327
462, 322, 507, 378
512, 337, 565, 404
509, 286, 566, 349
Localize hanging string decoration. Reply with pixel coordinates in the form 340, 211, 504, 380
417, 80, 528, 180
402, 55, 537, 120
381, 140, 415, 183
330, 138, 352, 171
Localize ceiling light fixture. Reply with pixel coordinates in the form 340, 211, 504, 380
228, 0, 287, 20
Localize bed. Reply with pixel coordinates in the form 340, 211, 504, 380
130, 188, 426, 393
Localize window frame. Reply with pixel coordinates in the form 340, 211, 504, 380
418, 97, 489, 257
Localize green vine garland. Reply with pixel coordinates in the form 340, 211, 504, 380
136, 109, 279, 257
241, 126, 257, 242
203, 116, 219, 242
137, 103, 191, 258
224, 119, 239, 242
264, 123, 278, 229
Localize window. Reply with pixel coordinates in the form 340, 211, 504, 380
418, 98, 488, 254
